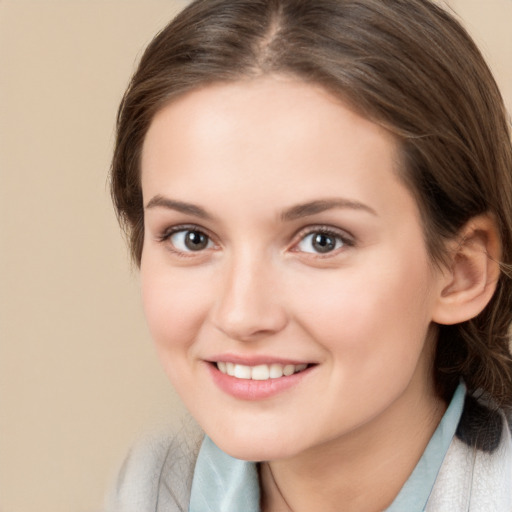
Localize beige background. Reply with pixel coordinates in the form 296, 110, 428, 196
0, 1, 511, 511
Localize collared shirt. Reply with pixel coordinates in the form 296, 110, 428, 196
189, 383, 466, 512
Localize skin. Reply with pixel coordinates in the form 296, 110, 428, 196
140, 76, 450, 511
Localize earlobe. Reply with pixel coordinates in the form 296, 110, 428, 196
432, 214, 502, 326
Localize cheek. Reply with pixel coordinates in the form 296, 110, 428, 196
291, 254, 435, 365
140, 263, 211, 355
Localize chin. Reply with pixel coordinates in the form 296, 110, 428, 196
215, 440, 293, 462
204, 425, 304, 462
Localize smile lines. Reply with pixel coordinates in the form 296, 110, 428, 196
216, 362, 308, 381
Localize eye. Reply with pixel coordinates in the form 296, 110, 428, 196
167, 228, 214, 252
295, 229, 349, 254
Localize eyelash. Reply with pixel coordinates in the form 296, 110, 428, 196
291, 225, 355, 256
157, 224, 217, 257
156, 224, 355, 257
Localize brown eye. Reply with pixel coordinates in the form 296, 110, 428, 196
296, 230, 348, 254
170, 229, 212, 252
311, 233, 337, 253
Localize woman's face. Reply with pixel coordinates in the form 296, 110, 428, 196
140, 76, 446, 461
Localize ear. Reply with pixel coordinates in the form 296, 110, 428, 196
432, 214, 502, 325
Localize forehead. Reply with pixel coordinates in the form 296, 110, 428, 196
140, 76, 412, 221
143, 76, 396, 157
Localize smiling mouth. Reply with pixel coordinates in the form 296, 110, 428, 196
215, 362, 310, 381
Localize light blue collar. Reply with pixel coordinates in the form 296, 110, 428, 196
189, 436, 260, 512
385, 381, 466, 511
189, 382, 466, 512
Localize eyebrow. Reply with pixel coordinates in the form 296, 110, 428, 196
145, 195, 212, 219
145, 195, 377, 222
281, 198, 377, 221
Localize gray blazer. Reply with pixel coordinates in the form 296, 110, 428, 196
105, 418, 203, 512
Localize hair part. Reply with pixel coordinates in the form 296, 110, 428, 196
111, 0, 512, 408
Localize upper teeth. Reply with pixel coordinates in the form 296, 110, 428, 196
216, 362, 308, 380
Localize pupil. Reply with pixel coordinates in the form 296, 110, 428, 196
313, 233, 335, 253
185, 231, 208, 250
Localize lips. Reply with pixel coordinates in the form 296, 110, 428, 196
216, 361, 308, 380
207, 358, 315, 400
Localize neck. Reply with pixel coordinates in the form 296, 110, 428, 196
260, 375, 446, 512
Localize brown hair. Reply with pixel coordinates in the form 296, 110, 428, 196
111, 0, 512, 408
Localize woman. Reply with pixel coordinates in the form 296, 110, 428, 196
108, 0, 512, 510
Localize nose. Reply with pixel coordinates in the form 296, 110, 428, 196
211, 251, 288, 342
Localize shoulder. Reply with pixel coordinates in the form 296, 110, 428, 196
104, 417, 204, 512
427, 393, 512, 511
